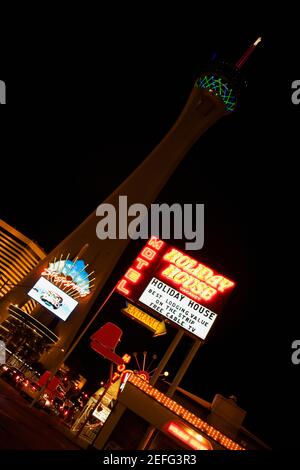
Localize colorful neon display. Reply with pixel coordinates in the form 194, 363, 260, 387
164, 421, 213, 450
111, 353, 132, 383
128, 375, 244, 450
162, 248, 234, 294
41, 257, 95, 299
116, 236, 234, 315
194, 75, 238, 112
116, 237, 164, 297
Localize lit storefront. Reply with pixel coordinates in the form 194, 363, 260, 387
92, 375, 270, 451
82, 237, 269, 451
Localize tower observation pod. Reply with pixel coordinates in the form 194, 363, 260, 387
0, 39, 261, 369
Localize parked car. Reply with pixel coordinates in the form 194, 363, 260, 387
0, 364, 26, 388
19, 379, 55, 411
19, 379, 42, 401
38, 392, 53, 412
51, 397, 64, 416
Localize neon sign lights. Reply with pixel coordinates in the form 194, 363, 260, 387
116, 237, 235, 339
194, 75, 238, 112
164, 421, 213, 450
122, 303, 167, 337
128, 375, 244, 450
116, 237, 234, 313
161, 248, 234, 303
117, 236, 165, 297
41, 257, 95, 299
111, 354, 132, 383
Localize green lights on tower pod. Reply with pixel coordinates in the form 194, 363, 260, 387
195, 37, 262, 113
195, 75, 237, 112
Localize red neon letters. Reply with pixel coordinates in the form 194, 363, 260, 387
161, 248, 234, 302
116, 236, 164, 297
116, 238, 235, 306
111, 353, 132, 383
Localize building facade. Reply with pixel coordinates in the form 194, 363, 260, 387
0, 220, 58, 372
0, 219, 46, 315
92, 375, 270, 451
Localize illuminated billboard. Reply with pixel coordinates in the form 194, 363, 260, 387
116, 237, 235, 340
28, 276, 78, 321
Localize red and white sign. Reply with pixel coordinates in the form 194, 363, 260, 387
117, 237, 234, 310
116, 237, 235, 340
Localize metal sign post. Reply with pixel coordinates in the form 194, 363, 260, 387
138, 336, 203, 450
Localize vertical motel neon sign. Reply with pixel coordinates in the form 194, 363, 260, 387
117, 236, 165, 297
116, 236, 234, 309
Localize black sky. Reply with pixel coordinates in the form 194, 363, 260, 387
1, 14, 299, 450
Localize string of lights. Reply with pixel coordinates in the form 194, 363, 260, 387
128, 375, 244, 451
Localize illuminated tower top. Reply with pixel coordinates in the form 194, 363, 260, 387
195, 37, 262, 112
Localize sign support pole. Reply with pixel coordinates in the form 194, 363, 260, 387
138, 336, 202, 450
150, 329, 184, 386
166, 338, 202, 397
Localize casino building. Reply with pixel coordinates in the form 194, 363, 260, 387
0, 219, 46, 310
0, 220, 58, 371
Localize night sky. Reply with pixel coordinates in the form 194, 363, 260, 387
1, 14, 299, 450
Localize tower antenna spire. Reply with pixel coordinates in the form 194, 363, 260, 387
236, 37, 262, 69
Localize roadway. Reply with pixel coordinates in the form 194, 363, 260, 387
0, 378, 81, 450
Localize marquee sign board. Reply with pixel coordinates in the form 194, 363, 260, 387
139, 278, 217, 340
116, 237, 235, 340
